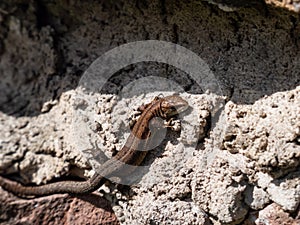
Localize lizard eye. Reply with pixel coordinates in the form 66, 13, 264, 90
170, 106, 177, 111
166, 106, 178, 117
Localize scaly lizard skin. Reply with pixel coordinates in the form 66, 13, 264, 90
0, 95, 189, 197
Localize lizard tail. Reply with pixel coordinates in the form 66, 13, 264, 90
0, 174, 104, 197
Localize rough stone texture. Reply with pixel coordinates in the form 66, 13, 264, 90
192, 158, 249, 224
205, 0, 300, 12
244, 186, 270, 210
0, 0, 300, 224
266, 0, 300, 12
222, 87, 300, 177
125, 198, 210, 225
220, 87, 300, 214
267, 172, 300, 211
0, 92, 90, 184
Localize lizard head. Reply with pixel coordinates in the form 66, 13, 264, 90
160, 95, 189, 119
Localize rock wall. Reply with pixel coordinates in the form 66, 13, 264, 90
0, 1, 299, 224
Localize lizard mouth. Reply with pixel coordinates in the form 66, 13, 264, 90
177, 103, 190, 113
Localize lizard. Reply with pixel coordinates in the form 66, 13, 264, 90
0, 95, 189, 197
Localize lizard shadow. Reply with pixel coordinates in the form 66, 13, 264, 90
68, 128, 181, 210
72, 192, 116, 212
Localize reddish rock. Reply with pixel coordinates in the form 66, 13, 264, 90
256, 203, 300, 225
0, 188, 119, 225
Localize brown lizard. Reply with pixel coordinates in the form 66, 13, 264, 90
0, 95, 189, 197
